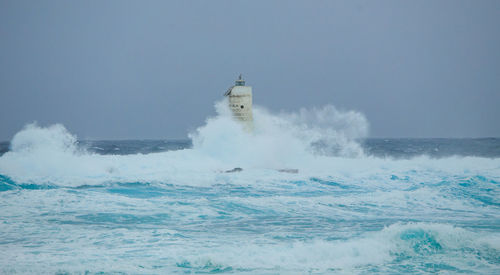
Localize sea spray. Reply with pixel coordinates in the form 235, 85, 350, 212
0, 101, 499, 188
9, 123, 80, 155
189, 99, 369, 168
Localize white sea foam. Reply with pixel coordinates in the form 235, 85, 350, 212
0, 108, 499, 274
0, 101, 364, 185
171, 222, 500, 273
0, 217, 497, 274
0, 101, 499, 188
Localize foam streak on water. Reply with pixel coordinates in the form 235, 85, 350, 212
0, 102, 499, 274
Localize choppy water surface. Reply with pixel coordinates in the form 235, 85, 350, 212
1, 104, 499, 274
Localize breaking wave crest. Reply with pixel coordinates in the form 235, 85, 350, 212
0, 101, 371, 186
1, 221, 498, 274
172, 223, 500, 274
9, 123, 80, 155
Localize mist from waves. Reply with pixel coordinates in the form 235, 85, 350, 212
189, 99, 368, 167
0, 99, 369, 187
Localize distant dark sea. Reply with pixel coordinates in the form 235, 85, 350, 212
2, 138, 500, 158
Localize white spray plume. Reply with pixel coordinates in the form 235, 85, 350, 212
10, 123, 80, 154
0, 100, 372, 185
189, 99, 369, 168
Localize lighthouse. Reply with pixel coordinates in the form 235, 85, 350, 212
224, 74, 253, 130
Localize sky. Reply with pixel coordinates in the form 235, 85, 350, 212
0, 0, 499, 140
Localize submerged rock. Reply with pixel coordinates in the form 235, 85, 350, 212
225, 167, 243, 173
277, 169, 299, 174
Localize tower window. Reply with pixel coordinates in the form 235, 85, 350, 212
240, 105, 244, 109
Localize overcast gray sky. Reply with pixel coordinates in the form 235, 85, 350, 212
1, 0, 499, 140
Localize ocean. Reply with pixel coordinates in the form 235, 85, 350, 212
0, 103, 499, 274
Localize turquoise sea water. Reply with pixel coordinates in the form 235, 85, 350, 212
0, 114, 499, 274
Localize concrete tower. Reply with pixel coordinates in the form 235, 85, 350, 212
224, 74, 253, 130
